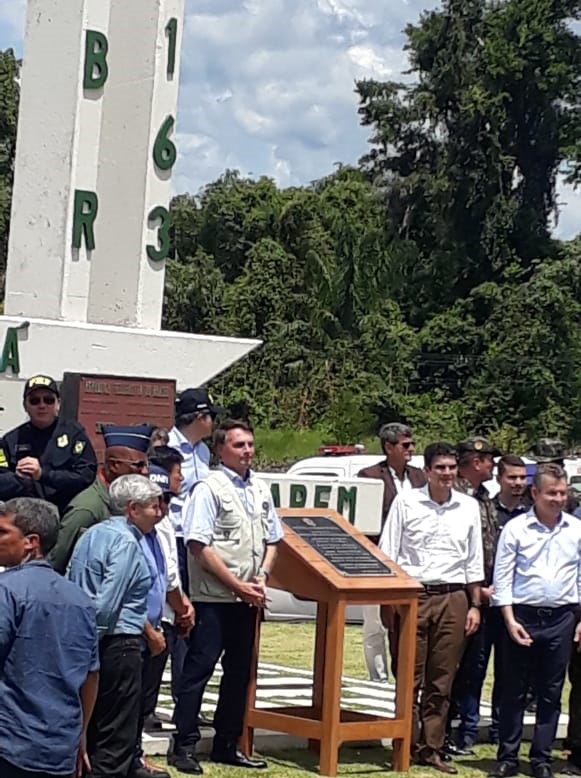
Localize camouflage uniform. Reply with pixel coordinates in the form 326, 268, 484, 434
446, 439, 501, 751
456, 477, 498, 584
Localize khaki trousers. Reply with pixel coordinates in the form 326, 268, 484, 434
413, 589, 468, 758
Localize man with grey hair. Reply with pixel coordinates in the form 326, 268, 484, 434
68, 475, 163, 778
0, 497, 99, 778
491, 463, 581, 778
358, 422, 426, 681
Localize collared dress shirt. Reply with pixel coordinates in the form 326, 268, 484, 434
379, 484, 484, 585
389, 466, 412, 494
184, 465, 284, 547
0, 561, 99, 775
68, 516, 151, 637
168, 426, 210, 537
140, 528, 167, 628
493, 509, 581, 607
156, 515, 182, 624
494, 493, 532, 528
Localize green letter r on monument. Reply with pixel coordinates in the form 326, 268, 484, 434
84, 30, 109, 90
72, 190, 98, 251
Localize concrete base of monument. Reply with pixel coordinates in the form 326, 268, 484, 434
142, 663, 569, 757
143, 725, 305, 756
143, 720, 570, 758
0, 316, 260, 431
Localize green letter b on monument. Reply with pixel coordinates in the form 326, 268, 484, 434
84, 30, 109, 90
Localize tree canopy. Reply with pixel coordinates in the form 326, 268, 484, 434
1, 0, 580, 447
0, 49, 19, 292
163, 0, 581, 445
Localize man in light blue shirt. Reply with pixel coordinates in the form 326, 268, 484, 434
491, 463, 581, 778
68, 475, 163, 778
168, 388, 224, 533
167, 388, 223, 725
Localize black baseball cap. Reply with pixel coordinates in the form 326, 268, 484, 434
175, 388, 225, 417
23, 375, 60, 400
457, 437, 502, 458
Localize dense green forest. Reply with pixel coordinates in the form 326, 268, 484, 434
1, 0, 581, 447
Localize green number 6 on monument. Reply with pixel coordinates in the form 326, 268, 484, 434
153, 115, 177, 171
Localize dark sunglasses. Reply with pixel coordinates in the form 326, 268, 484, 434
401, 441, 415, 449
109, 457, 148, 470
28, 395, 57, 406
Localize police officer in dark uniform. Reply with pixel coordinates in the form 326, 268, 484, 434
0, 375, 97, 514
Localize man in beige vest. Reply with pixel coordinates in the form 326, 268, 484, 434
167, 419, 283, 775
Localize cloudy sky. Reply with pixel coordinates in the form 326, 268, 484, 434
1, 0, 579, 239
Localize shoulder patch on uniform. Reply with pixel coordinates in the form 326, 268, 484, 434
57, 434, 69, 448
74, 440, 85, 455
0, 449, 7, 467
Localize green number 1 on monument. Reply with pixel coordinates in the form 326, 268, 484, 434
166, 18, 178, 79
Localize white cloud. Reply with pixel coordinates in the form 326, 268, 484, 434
0, 0, 578, 240
347, 44, 394, 78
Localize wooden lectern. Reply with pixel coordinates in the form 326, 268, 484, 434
243, 508, 422, 777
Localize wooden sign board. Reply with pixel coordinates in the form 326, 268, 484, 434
268, 509, 419, 601
244, 509, 422, 777
59, 372, 175, 462
283, 515, 394, 577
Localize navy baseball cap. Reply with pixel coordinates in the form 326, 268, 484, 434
175, 387, 224, 417
102, 424, 154, 453
23, 375, 60, 399
149, 464, 171, 493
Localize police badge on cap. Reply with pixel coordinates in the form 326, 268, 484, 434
23, 375, 60, 399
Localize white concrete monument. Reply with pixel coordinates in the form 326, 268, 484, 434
0, 0, 259, 430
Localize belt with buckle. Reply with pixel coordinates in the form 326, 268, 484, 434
516, 604, 573, 617
422, 583, 466, 596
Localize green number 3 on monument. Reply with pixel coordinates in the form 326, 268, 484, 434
147, 206, 171, 263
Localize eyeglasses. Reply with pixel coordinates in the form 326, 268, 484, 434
400, 441, 415, 449
28, 395, 56, 406
109, 458, 148, 470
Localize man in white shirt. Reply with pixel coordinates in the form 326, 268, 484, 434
380, 441, 483, 774
358, 422, 426, 682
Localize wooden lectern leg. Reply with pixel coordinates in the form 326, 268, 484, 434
309, 601, 328, 754
392, 599, 418, 772
319, 598, 346, 777
241, 609, 262, 756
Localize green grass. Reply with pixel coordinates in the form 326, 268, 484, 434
254, 428, 381, 468
153, 622, 572, 777
155, 744, 574, 778
259, 622, 368, 679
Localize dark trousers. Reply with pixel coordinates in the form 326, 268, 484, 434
173, 602, 257, 750
142, 622, 188, 717
389, 612, 400, 677
567, 640, 581, 759
497, 605, 576, 768
176, 537, 190, 595
413, 590, 468, 758
0, 757, 72, 778
88, 635, 143, 778
455, 606, 503, 743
